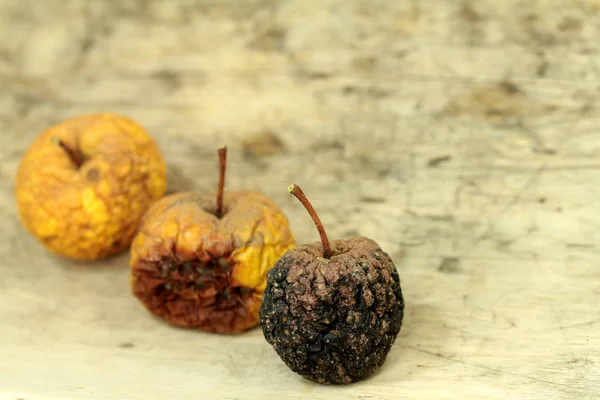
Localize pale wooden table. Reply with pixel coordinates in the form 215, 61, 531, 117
1, 1, 599, 399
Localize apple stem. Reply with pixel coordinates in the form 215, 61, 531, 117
288, 184, 333, 259
216, 146, 227, 218
51, 136, 83, 168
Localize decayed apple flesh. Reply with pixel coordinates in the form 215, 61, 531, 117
132, 253, 259, 334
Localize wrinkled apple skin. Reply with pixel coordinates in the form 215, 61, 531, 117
15, 113, 167, 261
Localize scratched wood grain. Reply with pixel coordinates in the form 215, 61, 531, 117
1, 1, 599, 399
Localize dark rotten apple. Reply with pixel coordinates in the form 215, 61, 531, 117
259, 184, 405, 384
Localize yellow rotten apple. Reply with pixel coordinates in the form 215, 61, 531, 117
129, 147, 296, 334
15, 113, 167, 261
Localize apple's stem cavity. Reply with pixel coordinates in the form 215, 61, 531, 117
216, 146, 227, 218
288, 184, 333, 259
51, 136, 83, 168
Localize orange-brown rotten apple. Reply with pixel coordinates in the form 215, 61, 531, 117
129, 146, 296, 334
14, 113, 167, 261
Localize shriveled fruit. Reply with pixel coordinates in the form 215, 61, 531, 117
259, 184, 404, 384
14, 113, 167, 261
129, 147, 295, 334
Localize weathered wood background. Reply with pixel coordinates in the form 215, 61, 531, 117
1, 1, 599, 399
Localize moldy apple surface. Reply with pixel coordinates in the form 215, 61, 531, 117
129, 190, 296, 334
259, 236, 404, 384
14, 113, 167, 260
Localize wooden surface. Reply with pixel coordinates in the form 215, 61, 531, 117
1, 1, 599, 399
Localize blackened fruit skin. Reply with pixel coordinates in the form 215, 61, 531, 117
259, 236, 404, 385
